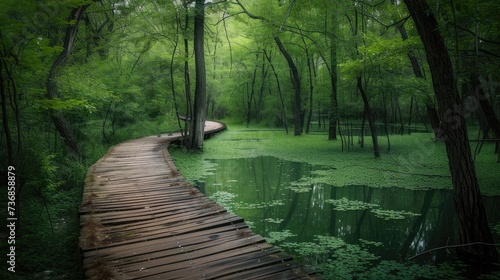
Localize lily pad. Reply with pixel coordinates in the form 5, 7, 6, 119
325, 197, 379, 211
371, 208, 421, 220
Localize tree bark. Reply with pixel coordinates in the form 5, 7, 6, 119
404, 0, 498, 262
274, 36, 302, 136
189, 0, 207, 150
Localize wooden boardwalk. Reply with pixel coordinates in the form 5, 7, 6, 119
79, 121, 317, 280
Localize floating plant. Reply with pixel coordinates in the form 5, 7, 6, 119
238, 200, 285, 210
371, 208, 421, 220
287, 177, 314, 193
264, 218, 284, 224
265, 230, 297, 243
208, 191, 237, 212
325, 197, 379, 211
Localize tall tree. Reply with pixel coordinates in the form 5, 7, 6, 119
347, 5, 380, 158
327, 8, 339, 140
180, 0, 193, 139
264, 49, 289, 134
404, 0, 498, 262
188, 0, 207, 150
274, 36, 302, 136
46, 4, 91, 158
0, 33, 15, 166
395, 22, 442, 139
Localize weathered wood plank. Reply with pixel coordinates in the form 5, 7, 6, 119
79, 121, 317, 279
83, 222, 250, 260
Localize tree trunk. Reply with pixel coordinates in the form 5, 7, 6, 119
396, 23, 442, 139
0, 58, 14, 165
264, 50, 288, 134
328, 12, 339, 140
246, 54, 258, 126
183, 0, 192, 140
274, 36, 302, 136
46, 5, 89, 159
169, 16, 184, 137
189, 0, 207, 150
357, 76, 380, 158
473, 75, 500, 141
304, 47, 314, 134
404, 0, 498, 262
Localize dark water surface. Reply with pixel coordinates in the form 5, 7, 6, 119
195, 156, 500, 278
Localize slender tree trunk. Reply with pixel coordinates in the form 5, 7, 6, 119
408, 96, 414, 133
404, 0, 498, 262
306, 55, 314, 134
247, 53, 258, 126
473, 75, 500, 141
357, 76, 380, 158
301, 37, 314, 134
396, 23, 442, 139
469, 15, 500, 149
360, 109, 366, 148
274, 36, 301, 136
396, 99, 404, 135
189, 0, 207, 150
256, 58, 268, 123
169, 14, 184, 136
183, 0, 192, 140
46, 5, 89, 158
0, 58, 14, 165
382, 92, 391, 152
328, 12, 339, 140
264, 50, 288, 134
101, 103, 111, 143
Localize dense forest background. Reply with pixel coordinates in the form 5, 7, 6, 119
1, 0, 499, 278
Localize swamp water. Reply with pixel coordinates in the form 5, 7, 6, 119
195, 156, 500, 279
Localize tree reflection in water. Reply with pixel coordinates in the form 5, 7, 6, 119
195, 156, 500, 278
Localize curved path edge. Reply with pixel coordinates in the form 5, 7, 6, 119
78, 121, 317, 280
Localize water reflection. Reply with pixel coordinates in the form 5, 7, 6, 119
195, 156, 500, 269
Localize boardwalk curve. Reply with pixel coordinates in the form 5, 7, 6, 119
79, 121, 316, 279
